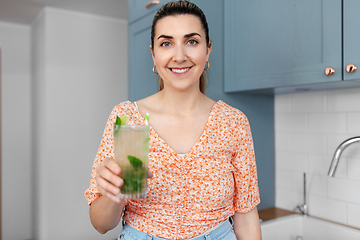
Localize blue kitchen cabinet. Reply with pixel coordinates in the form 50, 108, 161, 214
128, 13, 158, 101
224, 0, 344, 92
128, 0, 163, 24
343, 0, 360, 81
128, 0, 274, 210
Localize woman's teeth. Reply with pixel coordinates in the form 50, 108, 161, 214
171, 67, 190, 73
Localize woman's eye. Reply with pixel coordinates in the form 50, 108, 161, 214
188, 39, 198, 45
160, 42, 171, 47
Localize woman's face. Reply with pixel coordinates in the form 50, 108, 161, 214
151, 14, 212, 92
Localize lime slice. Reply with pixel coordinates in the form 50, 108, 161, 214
120, 114, 129, 125
114, 114, 129, 134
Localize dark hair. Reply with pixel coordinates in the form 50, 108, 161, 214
151, 0, 210, 93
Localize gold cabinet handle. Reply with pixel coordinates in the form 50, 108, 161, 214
346, 63, 357, 73
325, 67, 335, 76
146, 0, 160, 9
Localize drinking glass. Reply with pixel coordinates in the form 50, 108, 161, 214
113, 125, 150, 199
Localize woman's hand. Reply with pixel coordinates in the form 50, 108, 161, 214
96, 157, 123, 203
95, 157, 153, 203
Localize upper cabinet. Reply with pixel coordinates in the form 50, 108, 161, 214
128, 1, 174, 101
224, 0, 360, 93
128, 0, 162, 23
343, 0, 360, 81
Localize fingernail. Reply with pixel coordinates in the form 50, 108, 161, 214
117, 178, 123, 186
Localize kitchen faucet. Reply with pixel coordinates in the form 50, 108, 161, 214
328, 136, 360, 177
294, 172, 308, 216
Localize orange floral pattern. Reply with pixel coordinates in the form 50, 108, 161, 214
84, 100, 260, 239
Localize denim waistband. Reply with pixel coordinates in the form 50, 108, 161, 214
118, 218, 234, 240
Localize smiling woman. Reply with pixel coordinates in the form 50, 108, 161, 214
85, 1, 262, 240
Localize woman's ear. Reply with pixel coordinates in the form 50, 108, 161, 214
206, 41, 213, 59
150, 45, 154, 56
150, 45, 156, 64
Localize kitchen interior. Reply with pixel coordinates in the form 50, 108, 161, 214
1, 0, 360, 239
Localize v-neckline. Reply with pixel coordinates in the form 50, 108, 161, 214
131, 100, 221, 158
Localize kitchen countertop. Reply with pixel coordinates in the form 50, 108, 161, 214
258, 207, 296, 222
258, 207, 360, 231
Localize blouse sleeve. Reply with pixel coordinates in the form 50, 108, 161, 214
84, 107, 119, 205
231, 113, 260, 213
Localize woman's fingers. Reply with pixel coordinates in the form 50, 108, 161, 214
96, 158, 154, 203
96, 158, 123, 202
96, 177, 122, 203
103, 157, 121, 175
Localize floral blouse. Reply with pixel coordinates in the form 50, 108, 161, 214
84, 100, 260, 239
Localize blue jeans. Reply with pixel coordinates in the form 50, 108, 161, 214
117, 219, 236, 240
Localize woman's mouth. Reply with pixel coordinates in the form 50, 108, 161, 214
170, 67, 191, 73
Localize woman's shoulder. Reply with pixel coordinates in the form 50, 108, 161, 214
107, 100, 144, 125
109, 101, 137, 118
215, 100, 248, 120
114, 100, 134, 109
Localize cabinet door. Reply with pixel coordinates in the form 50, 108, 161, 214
224, 0, 342, 92
343, 0, 360, 81
128, 13, 159, 101
128, 0, 162, 23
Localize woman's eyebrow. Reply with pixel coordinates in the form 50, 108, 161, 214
157, 32, 201, 40
157, 35, 172, 40
184, 32, 201, 38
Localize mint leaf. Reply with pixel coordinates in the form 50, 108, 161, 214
127, 155, 143, 168
114, 116, 121, 134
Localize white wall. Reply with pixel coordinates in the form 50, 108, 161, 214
0, 21, 32, 240
275, 88, 360, 229
1, 6, 128, 240
31, 7, 128, 240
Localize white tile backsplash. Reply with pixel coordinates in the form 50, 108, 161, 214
328, 178, 360, 205
276, 151, 308, 172
290, 133, 327, 154
307, 173, 327, 197
308, 195, 347, 224
327, 88, 360, 112
347, 113, 360, 133
275, 87, 360, 228
348, 203, 360, 229
348, 156, 360, 181
276, 113, 308, 133
308, 154, 347, 178
291, 91, 327, 113
275, 94, 292, 113
308, 113, 347, 134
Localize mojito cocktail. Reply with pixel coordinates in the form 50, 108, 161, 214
114, 124, 150, 199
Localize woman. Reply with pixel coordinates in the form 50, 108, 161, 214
85, 1, 262, 239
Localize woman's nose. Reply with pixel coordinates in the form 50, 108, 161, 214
172, 45, 187, 62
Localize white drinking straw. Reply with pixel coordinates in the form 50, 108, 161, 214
145, 113, 149, 126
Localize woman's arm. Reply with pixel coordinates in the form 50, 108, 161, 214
233, 207, 262, 240
89, 157, 124, 234
90, 196, 125, 234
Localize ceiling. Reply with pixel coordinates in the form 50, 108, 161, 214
0, 0, 128, 25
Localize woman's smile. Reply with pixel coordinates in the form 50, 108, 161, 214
169, 67, 192, 74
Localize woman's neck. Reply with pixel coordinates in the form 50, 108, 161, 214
156, 88, 208, 115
